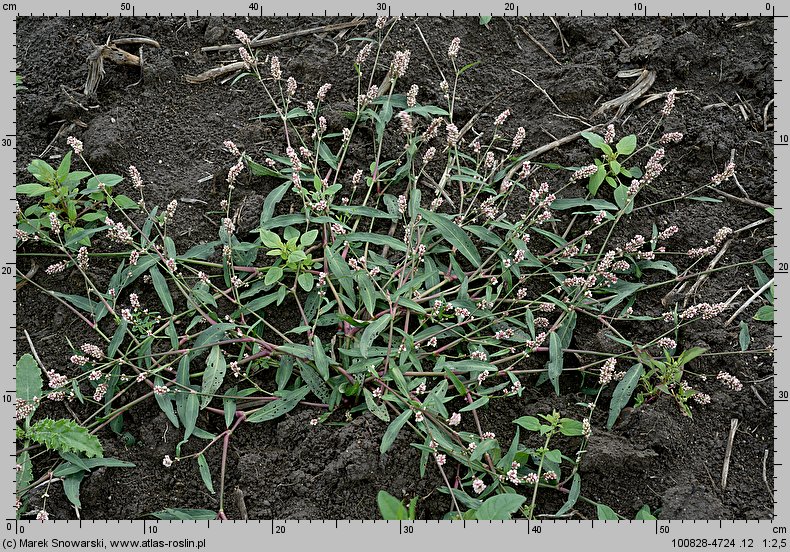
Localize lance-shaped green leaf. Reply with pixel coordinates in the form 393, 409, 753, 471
17, 353, 42, 406
175, 355, 191, 418
182, 392, 199, 441
246, 386, 310, 423
259, 182, 291, 226
421, 209, 481, 265
556, 473, 581, 516
312, 336, 330, 380
606, 363, 644, 429
149, 266, 174, 315
344, 232, 407, 252
197, 454, 215, 494
325, 245, 356, 302
154, 375, 179, 428
596, 503, 621, 520
200, 346, 227, 409
151, 508, 217, 520
63, 472, 84, 509
364, 388, 390, 422
547, 332, 563, 395
380, 410, 412, 454
356, 271, 377, 316
360, 314, 391, 358
739, 321, 751, 351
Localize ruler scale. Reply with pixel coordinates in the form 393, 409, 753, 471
6, 1, 786, 550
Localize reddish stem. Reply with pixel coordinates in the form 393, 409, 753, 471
218, 411, 246, 518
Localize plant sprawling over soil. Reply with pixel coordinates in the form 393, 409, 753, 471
15, 16, 774, 520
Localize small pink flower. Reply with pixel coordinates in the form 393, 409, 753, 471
604, 124, 615, 144
659, 131, 683, 144
512, 127, 525, 149
446, 123, 459, 147
93, 383, 108, 402
286, 76, 297, 97
316, 83, 332, 101
693, 393, 711, 405
66, 136, 83, 155
494, 109, 510, 126
507, 468, 520, 485
224, 140, 241, 156
390, 50, 410, 78
571, 164, 598, 181
406, 84, 418, 107
129, 165, 144, 189
227, 160, 244, 183
524, 473, 539, 484
234, 29, 251, 46
448, 37, 460, 59
270, 56, 282, 80
70, 354, 89, 366
717, 371, 743, 392
48, 212, 61, 235
239, 47, 255, 69
356, 43, 372, 65
657, 337, 676, 350
662, 88, 677, 116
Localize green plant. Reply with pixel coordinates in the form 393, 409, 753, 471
753, 262, 774, 322
20, 418, 103, 458
260, 226, 319, 289
15, 21, 768, 521
16, 150, 138, 249
580, 130, 642, 200
633, 347, 708, 417
377, 490, 417, 520
15, 353, 134, 518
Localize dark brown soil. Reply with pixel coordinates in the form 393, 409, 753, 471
16, 15, 774, 520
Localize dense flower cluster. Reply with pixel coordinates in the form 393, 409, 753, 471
66, 136, 83, 155
679, 302, 727, 320
448, 37, 460, 59
571, 164, 597, 181
390, 50, 410, 78
717, 371, 743, 391
662, 88, 677, 116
